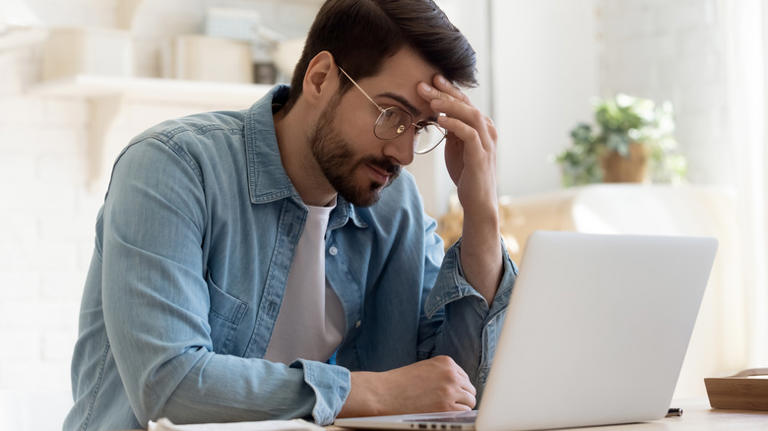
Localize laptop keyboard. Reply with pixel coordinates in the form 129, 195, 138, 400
404, 411, 478, 424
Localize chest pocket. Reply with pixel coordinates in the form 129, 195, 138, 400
206, 275, 248, 354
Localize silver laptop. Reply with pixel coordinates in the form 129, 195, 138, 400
334, 231, 717, 431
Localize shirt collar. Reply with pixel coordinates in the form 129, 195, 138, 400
244, 85, 367, 229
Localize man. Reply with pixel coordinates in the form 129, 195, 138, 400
64, 1, 517, 430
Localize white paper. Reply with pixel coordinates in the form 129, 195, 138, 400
148, 417, 325, 431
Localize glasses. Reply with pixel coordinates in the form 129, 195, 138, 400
338, 66, 447, 155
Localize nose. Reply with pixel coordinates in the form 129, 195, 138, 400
382, 131, 415, 166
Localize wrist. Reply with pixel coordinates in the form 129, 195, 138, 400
461, 210, 500, 247
338, 371, 383, 418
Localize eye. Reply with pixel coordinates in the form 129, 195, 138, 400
380, 108, 411, 132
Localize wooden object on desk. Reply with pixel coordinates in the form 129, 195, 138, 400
705, 368, 768, 411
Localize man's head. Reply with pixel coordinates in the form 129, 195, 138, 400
283, 0, 477, 207
284, 0, 477, 113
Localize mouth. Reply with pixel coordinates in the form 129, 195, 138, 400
366, 163, 391, 185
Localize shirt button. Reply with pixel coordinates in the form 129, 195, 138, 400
355, 320, 361, 328
329, 246, 338, 256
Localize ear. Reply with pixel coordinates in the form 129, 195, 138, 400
302, 51, 339, 106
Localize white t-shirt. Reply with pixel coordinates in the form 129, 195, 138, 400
263, 201, 346, 364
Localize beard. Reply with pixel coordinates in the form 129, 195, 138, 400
309, 98, 401, 207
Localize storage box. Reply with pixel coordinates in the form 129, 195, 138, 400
204, 7, 262, 41
162, 34, 253, 83
42, 27, 133, 80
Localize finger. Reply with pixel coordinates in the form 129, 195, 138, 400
435, 106, 492, 153
437, 116, 483, 151
438, 115, 479, 143
433, 74, 473, 106
486, 116, 498, 142
451, 366, 476, 396
432, 98, 494, 150
453, 364, 470, 381
454, 388, 477, 409
416, 80, 474, 110
431, 98, 481, 128
417, 82, 460, 104
453, 364, 475, 393
461, 379, 477, 397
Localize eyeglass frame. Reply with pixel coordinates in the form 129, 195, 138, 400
337, 66, 447, 155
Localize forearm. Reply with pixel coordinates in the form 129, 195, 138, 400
107, 336, 350, 426
460, 208, 503, 306
159, 356, 348, 425
422, 238, 518, 392
159, 354, 317, 423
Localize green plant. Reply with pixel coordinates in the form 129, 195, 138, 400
556, 94, 687, 187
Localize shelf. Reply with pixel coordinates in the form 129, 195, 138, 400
29, 75, 276, 190
31, 75, 274, 106
0, 27, 48, 51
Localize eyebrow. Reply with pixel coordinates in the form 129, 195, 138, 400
377, 92, 422, 118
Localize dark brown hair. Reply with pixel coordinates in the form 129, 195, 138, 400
282, 0, 477, 113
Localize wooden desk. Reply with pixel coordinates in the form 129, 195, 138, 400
519, 400, 768, 430
128, 401, 768, 430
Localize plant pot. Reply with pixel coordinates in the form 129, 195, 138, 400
600, 142, 649, 183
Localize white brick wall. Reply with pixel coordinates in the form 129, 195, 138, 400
0, 35, 93, 426
597, 0, 730, 186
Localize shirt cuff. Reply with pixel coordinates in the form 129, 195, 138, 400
424, 237, 518, 321
290, 359, 351, 425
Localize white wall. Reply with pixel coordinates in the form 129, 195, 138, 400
489, 0, 732, 197
404, 0, 491, 217
597, 0, 729, 186
491, 0, 600, 197
0, 46, 98, 428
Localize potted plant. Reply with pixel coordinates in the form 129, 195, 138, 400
556, 94, 687, 187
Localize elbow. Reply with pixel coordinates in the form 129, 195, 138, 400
127, 355, 205, 426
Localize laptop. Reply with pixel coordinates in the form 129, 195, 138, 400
334, 231, 717, 431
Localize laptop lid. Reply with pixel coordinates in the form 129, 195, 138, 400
476, 231, 717, 431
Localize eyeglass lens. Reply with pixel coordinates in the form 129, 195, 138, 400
374, 108, 446, 154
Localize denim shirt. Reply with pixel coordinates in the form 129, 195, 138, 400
64, 85, 518, 431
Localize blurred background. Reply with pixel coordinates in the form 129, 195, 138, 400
0, 0, 766, 429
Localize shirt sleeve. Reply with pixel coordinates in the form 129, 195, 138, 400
100, 138, 349, 426
416, 215, 518, 396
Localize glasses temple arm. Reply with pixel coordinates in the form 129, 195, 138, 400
338, 66, 386, 113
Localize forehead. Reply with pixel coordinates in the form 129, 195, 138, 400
356, 47, 439, 115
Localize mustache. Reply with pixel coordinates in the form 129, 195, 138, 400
362, 156, 401, 176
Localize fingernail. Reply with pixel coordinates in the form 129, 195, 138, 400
419, 82, 434, 93
437, 75, 449, 85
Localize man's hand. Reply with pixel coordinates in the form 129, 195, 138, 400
337, 356, 476, 418
416, 75, 502, 305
